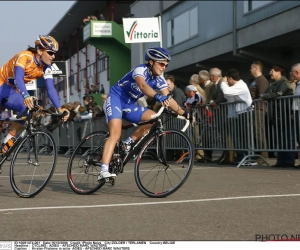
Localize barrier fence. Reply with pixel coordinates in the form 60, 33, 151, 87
0, 95, 299, 167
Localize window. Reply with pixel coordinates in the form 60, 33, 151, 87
243, 1, 275, 13
80, 69, 86, 81
97, 56, 108, 72
167, 6, 198, 47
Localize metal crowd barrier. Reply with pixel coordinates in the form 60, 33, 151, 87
1, 95, 298, 167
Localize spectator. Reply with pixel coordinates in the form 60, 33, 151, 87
199, 70, 214, 104
85, 86, 91, 95
83, 15, 97, 24
76, 96, 94, 120
249, 61, 269, 163
165, 75, 186, 107
100, 84, 105, 94
99, 13, 106, 20
221, 69, 253, 165
91, 85, 99, 94
61, 102, 77, 122
190, 74, 206, 103
208, 67, 228, 164
101, 93, 107, 106
83, 16, 91, 24
262, 65, 294, 168
290, 63, 300, 168
289, 71, 297, 93
208, 68, 227, 107
184, 85, 204, 109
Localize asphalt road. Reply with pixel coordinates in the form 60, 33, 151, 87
0, 155, 300, 241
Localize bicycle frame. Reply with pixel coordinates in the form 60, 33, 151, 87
121, 117, 162, 167
0, 104, 66, 172
109, 109, 189, 172
0, 112, 34, 168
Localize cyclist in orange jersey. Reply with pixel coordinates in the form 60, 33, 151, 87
0, 35, 69, 154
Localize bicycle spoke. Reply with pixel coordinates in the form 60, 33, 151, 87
135, 129, 194, 198
67, 131, 107, 194
10, 130, 57, 198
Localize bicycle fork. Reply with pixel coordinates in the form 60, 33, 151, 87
156, 133, 169, 168
27, 135, 40, 166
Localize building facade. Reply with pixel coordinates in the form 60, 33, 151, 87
41, 1, 300, 106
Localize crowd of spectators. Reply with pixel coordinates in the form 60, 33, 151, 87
82, 13, 106, 24
146, 62, 299, 168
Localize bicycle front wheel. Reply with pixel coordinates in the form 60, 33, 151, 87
67, 131, 108, 194
134, 129, 194, 198
10, 130, 57, 198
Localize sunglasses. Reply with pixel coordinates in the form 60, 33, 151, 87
155, 61, 168, 68
46, 50, 56, 56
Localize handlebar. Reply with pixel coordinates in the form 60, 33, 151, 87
15, 105, 68, 120
150, 105, 190, 132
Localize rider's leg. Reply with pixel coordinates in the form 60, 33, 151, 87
126, 109, 156, 142
98, 95, 123, 180
101, 118, 122, 166
0, 85, 26, 144
98, 118, 122, 179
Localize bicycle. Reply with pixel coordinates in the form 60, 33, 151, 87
67, 104, 195, 198
0, 100, 67, 198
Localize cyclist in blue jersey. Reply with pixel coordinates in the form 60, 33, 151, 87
98, 47, 189, 180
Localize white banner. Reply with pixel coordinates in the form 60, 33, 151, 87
26, 80, 37, 90
123, 17, 160, 43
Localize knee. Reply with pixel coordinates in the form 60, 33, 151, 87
108, 130, 121, 141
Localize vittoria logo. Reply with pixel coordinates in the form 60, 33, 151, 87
126, 21, 159, 41
123, 18, 161, 43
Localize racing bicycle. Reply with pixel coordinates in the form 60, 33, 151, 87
0, 100, 67, 198
67, 104, 195, 198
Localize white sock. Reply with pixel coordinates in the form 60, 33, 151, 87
101, 163, 109, 172
3, 132, 14, 144
124, 136, 135, 144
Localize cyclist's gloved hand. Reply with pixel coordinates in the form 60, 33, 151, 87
154, 93, 168, 103
23, 95, 34, 110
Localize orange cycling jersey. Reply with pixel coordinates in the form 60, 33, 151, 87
0, 50, 44, 86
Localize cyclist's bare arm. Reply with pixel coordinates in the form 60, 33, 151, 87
135, 76, 159, 98
160, 88, 186, 116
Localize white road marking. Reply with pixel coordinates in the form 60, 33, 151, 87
1, 193, 300, 212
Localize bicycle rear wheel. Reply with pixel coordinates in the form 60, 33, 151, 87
10, 130, 57, 198
134, 129, 194, 198
67, 131, 108, 194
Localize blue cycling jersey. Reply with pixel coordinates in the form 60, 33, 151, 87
110, 64, 168, 104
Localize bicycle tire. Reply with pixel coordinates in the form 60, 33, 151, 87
134, 129, 194, 198
10, 130, 57, 198
67, 131, 108, 194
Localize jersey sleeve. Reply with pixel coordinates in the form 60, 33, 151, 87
132, 65, 146, 79
43, 65, 60, 109
14, 66, 30, 98
156, 77, 168, 91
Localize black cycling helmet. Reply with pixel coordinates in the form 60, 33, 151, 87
145, 47, 171, 62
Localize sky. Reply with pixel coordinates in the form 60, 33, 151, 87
0, 1, 76, 66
